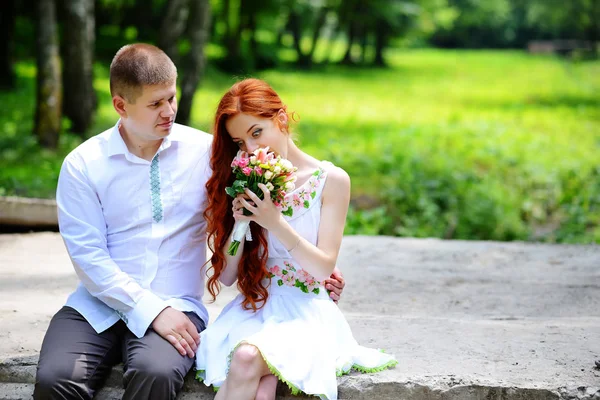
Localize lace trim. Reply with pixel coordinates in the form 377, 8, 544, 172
195, 342, 397, 399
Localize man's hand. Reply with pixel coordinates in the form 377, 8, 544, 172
324, 267, 345, 304
152, 307, 200, 358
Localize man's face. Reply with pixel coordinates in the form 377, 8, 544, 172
120, 82, 178, 141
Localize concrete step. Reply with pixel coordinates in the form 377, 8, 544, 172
1, 356, 598, 399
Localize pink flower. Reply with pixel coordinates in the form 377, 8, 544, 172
270, 265, 282, 276
299, 190, 310, 201
242, 167, 252, 176
237, 158, 249, 168
254, 166, 263, 175
253, 147, 270, 164
284, 273, 296, 286
296, 274, 307, 283
292, 194, 302, 208
231, 159, 239, 168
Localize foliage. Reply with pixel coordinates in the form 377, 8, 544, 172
1, 49, 598, 243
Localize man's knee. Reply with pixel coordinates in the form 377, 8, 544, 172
34, 363, 89, 400
127, 360, 185, 383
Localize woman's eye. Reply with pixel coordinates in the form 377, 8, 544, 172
252, 129, 261, 137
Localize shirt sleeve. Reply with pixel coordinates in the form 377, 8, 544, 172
56, 154, 167, 338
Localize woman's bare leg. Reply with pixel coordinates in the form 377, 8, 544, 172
215, 344, 271, 400
255, 374, 278, 400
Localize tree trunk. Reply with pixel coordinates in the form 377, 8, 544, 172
289, 10, 309, 66
0, 0, 16, 90
306, 7, 329, 65
341, 21, 356, 65
177, 0, 211, 125
374, 19, 388, 67
248, 9, 258, 58
35, 0, 62, 149
225, 0, 243, 61
62, 0, 96, 135
158, 0, 190, 62
222, 0, 230, 41
359, 23, 369, 64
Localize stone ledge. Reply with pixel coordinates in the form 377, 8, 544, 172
1, 356, 598, 400
0, 196, 57, 227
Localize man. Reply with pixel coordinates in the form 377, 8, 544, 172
34, 43, 345, 399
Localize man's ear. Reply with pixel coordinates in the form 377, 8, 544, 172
113, 95, 128, 118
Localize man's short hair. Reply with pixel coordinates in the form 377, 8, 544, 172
110, 43, 177, 103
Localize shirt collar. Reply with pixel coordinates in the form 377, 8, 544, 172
107, 120, 182, 157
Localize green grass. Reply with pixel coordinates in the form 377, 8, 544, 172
1, 49, 599, 242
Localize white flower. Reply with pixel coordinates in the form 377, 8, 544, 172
285, 182, 295, 191
264, 171, 274, 180
273, 166, 281, 174
281, 160, 293, 171
266, 182, 274, 191
250, 155, 257, 165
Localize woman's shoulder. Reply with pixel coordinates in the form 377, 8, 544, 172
321, 162, 351, 196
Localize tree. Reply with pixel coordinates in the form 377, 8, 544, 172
35, 0, 62, 149
525, 0, 599, 55
62, 0, 97, 134
0, 0, 16, 90
288, 2, 330, 67
158, 0, 190, 63
177, 0, 211, 125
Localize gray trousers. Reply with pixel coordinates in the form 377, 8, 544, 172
34, 306, 206, 400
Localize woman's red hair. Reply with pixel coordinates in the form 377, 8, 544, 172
204, 78, 291, 311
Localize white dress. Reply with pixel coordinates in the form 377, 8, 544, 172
195, 162, 397, 400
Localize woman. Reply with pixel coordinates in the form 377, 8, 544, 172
196, 78, 397, 400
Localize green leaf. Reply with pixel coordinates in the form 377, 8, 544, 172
233, 180, 247, 192
312, 288, 320, 295
282, 207, 293, 217
277, 279, 284, 286
282, 270, 288, 275
225, 187, 237, 198
300, 285, 309, 293
311, 191, 316, 199
303, 200, 310, 208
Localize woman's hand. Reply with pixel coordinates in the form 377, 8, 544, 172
236, 183, 283, 231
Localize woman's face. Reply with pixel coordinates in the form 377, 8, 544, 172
226, 112, 289, 157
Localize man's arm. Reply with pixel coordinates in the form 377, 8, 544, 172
57, 156, 198, 356
324, 267, 345, 303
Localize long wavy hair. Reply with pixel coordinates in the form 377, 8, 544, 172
204, 78, 292, 311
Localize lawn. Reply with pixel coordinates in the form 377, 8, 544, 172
1, 49, 598, 242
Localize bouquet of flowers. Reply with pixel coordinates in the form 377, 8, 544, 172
225, 147, 297, 256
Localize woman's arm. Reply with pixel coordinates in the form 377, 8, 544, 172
238, 166, 351, 282
217, 230, 244, 286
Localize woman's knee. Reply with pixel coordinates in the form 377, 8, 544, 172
229, 344, 264, 380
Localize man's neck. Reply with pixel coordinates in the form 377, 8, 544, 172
119, 124, 163, 161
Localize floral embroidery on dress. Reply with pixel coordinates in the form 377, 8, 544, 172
267, 261, 322, 295
279, 167, 324, 217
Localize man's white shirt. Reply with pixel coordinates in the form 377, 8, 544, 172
57, 121, 212, 338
